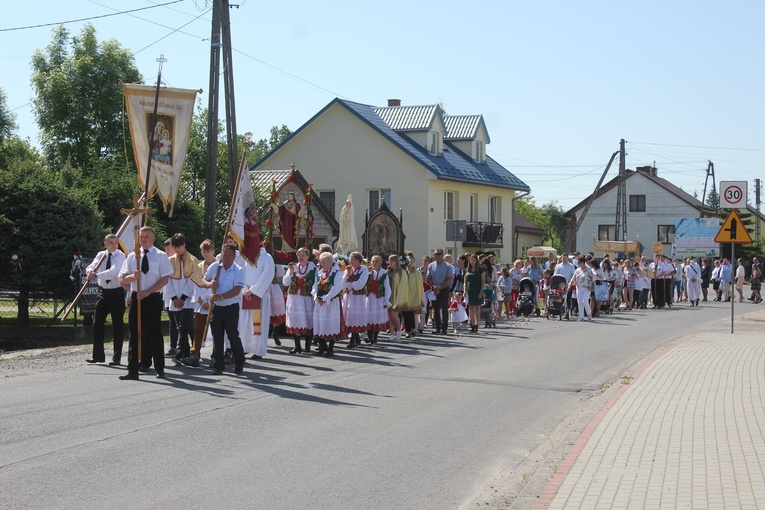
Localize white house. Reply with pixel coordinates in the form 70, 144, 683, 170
565, 166, 707, 257
251, 98, 530, 261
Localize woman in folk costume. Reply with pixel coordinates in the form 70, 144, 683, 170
282, 247, 316, 354
238, 208, 276, 360
386, 254, 407, 341
343, 251, 369, 348
312, 252, 344, 356
365, 254, 391, 344
400, 251, 423, 338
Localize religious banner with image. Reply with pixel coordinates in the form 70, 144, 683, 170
123, 83, 198, 216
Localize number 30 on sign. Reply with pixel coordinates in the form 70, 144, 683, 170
720, 181, 747, 209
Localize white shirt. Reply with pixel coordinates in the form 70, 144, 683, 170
118, 246, 172, 292
87, 249, 126, 290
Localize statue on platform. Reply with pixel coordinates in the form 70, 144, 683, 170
272, 192, 302, 253
338, 194, 358, 254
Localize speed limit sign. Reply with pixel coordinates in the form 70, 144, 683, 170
720, 181, 747, 209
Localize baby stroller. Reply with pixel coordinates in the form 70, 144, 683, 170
480, 284, 496, 328
594, 281, 612, 315
516, 277, 540, 317
546, 274, 569, 320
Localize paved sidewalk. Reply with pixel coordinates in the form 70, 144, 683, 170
534, 309, 765, 510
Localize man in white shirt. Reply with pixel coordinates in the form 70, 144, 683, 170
118, 226, 173, 380
167, 233, 201, 364
85, 234, 126, 365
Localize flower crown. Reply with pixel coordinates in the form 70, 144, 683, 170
399, 254, 411, 267
334, 253, 349, 268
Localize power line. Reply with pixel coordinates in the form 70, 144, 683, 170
0, 0, 185, 32
232, 47, 347, 99
134, 8, 211, 55
630, 141, 765, 152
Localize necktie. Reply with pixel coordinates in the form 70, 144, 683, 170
105, 253, 112, 284
141, 250, 149, 274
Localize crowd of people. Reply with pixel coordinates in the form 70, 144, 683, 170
84, 229, 763, 379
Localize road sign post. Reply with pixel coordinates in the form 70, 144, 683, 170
714, 210, 753, 334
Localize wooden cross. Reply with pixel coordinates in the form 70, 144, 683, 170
120, 193, 153, 227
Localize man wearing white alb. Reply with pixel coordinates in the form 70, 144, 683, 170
242, 247, 275, 359
684, 257, 702, 307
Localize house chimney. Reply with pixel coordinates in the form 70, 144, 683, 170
387, 99, 401, 107
636, 165, 657, 177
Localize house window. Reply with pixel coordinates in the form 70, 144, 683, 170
474, 141, 485, 163
444, 191, 457, 220
469, 193, 478, 222
489, 196, 501, 224
598, 225, 616, 241
629, 194, 646, 212
430, 131, 441, 156
318, 190, 335, 217
368, 188, 391, 216
658, 225, 675, 244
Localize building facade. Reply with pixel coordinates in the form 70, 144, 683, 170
252, 98, 530, 261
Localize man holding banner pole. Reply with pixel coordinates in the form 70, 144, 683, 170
118, 226, 172, 380
85, 234, 126, 365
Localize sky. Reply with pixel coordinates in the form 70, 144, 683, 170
2, 0, 764, 211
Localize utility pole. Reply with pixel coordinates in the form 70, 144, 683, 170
756, 178, 762, 241
203, 0, 240, 241
566, 149, 618, 253
220, 0, 239, 189
203, 0, 221, 240
614, 139, 627, 241
700, 160, 716, 218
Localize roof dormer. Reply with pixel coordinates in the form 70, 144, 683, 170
427, 111, 445, 156
444, 114, 490, 163
373, 102, 446, 156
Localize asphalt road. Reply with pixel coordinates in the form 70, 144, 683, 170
0, 298, 755, 510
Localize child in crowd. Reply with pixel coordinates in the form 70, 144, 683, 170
448, 291, 468, 333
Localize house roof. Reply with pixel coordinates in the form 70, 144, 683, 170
514, 210, 545, 235
372, 104, 441, 132
250, 168, 340, 232
253, 98, 529, 192
444, 114, 490, 143
565, 168, 705, 217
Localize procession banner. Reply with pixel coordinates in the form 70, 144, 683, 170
123, 83, 198, 216
673, 217, 720, 258
117, 213, 143, 255
228, 155, 259, 265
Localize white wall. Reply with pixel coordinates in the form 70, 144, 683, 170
573, 173, 700, 257
256, 103, 432, 258
427, 179, 515, 262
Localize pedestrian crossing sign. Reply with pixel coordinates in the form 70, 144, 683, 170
714, 210, 752, 244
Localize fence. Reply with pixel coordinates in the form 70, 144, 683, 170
0, 290, 92, 327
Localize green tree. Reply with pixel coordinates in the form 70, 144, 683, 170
30, 24, 142, 170
0, 162, 103, 326
0, 87, 17, 144
515, 196, 568, 252
705, 187, 720, 212
85, 158, 139, 229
